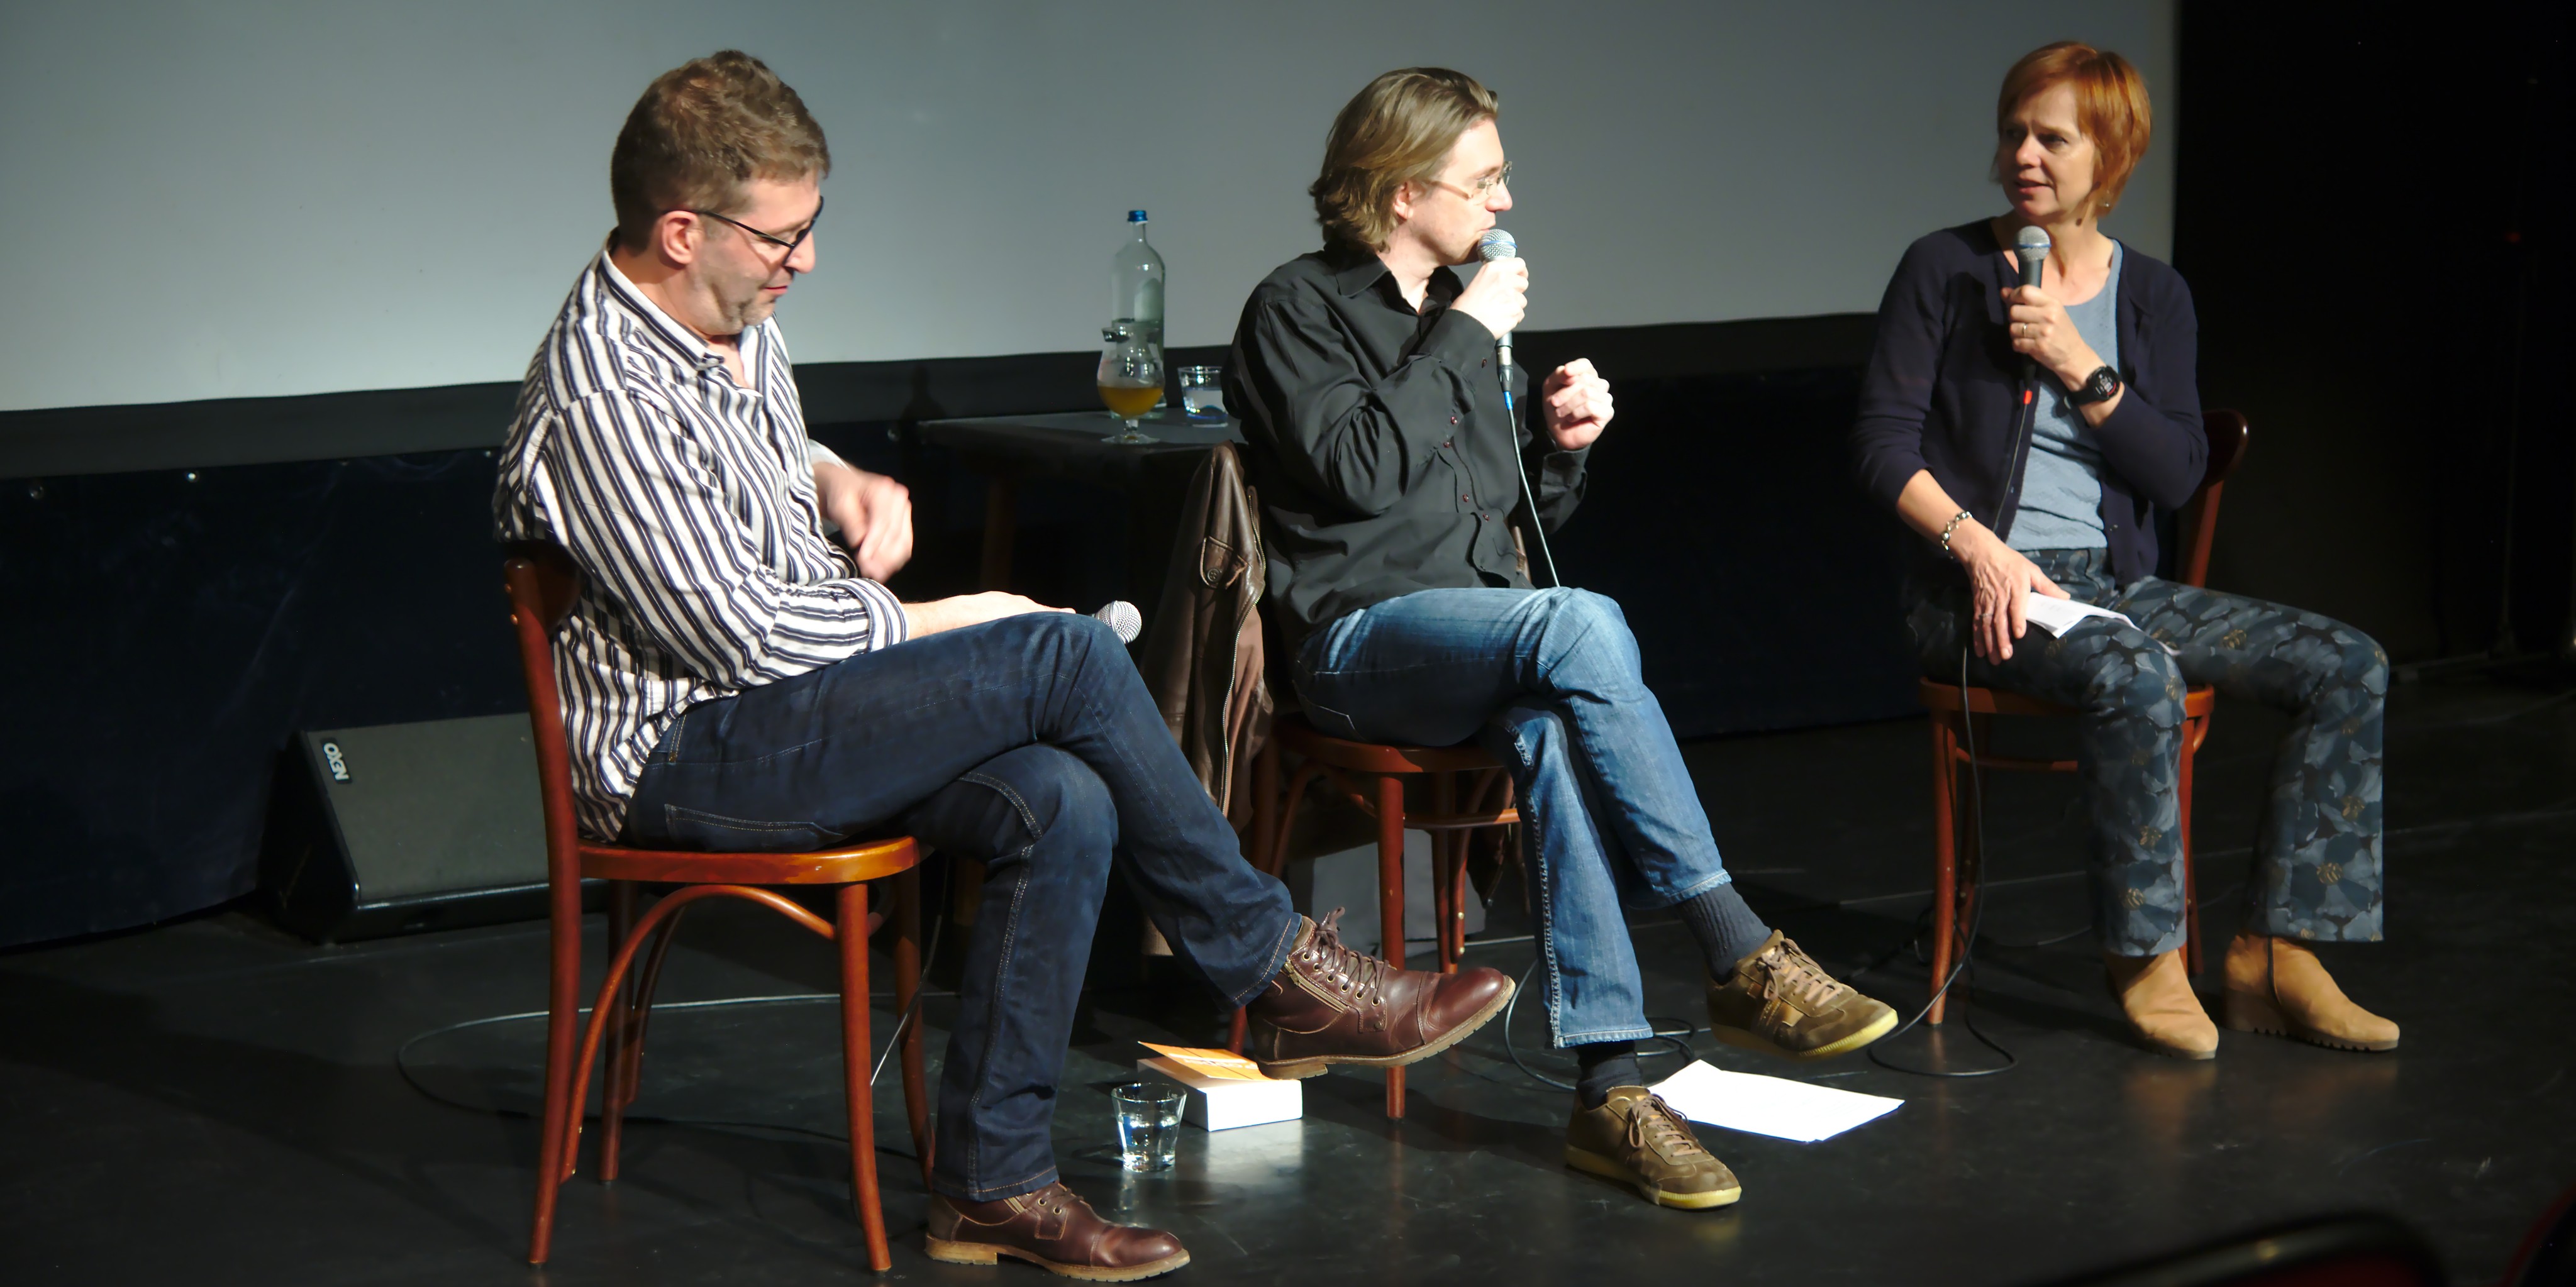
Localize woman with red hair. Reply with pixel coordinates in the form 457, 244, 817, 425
1850, 43, 2397, 1061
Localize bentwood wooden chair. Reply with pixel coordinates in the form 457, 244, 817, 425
1919, 410, 2251, 1023
1223, 714, 1519, 1119
503, 542, 931, 1272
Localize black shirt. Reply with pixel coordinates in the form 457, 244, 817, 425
1226, 245, 1589, 646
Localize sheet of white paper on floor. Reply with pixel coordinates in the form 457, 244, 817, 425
1649, 1060, 1902, 1143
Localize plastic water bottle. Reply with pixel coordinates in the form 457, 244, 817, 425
1111, 210, 1166, 407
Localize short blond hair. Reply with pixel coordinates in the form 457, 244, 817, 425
1309, 68, 1499, 251
610, 51, 830, 251
1995, 42, 2152, 216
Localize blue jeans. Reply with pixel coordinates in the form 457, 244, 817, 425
1292, 588, 1734, 1047
623, 613, 1301, 1202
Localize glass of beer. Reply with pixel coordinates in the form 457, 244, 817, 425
1097, 323, 1162, 445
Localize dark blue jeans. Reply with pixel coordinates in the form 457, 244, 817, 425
623, 613, 1300, 1201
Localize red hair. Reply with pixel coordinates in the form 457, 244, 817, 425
1996, 42, 2152, 215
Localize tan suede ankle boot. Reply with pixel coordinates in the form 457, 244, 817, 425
2103, 948, 2218, 1059
2221, 932, 2399, 1052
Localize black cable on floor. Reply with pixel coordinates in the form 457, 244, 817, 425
1496, 955, 1697, 1093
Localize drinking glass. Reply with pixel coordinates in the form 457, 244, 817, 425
1111, 1082, 1185, 1171
1177, 365, 1226, 421
1097, 324, 1162, 445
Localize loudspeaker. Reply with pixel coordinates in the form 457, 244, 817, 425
260, 713, 592, 942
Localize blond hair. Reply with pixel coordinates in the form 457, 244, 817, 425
1309, 68, 1499, 251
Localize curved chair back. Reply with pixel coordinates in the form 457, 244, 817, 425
500, 541, 587, 894
2174, 409, 2251, 590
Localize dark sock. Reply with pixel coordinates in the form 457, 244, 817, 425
1679, 883, 1773, 976
1574, 1041, 1641, 1109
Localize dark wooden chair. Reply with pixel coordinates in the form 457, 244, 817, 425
1223, 714, 1519, 1119
503, 542, 931, 1272
1919, 409, 2251, 1022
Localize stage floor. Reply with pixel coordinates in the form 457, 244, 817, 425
4, 669, 2571, 1285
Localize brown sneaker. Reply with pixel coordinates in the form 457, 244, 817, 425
925, 1183, 1189, 1281
1564, 1087, 1742, 1210
1705, 930, 1899, 1060
2221, 932, 2398, 1052
1241, 911, 1514, 1079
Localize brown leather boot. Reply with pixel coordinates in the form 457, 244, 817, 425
2104, 947, 2218, 1060
925, 1183, 1189, 1281
1241, 911, 1514, 1079
2222, 932, 2399, 1052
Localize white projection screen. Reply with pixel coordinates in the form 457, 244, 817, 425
0, 1, 2174, 414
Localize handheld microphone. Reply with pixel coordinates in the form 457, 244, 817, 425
1996, 223, 2054, 544
1477, 228, 1518, 375
2014, 223, 2050, 290
1471, 226, 1562, 590
1091, 600, 1141, 644
2012, 224, 2050, 379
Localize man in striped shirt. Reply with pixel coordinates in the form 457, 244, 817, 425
495, 52, 1511, 1279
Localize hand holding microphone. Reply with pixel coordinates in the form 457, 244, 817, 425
1999, 224, 2099, 386
1456, 229, 1528, 342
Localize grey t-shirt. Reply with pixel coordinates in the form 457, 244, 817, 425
2007, 241, 2123, 551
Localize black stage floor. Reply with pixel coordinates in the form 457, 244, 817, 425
6, 670, 2573, 1285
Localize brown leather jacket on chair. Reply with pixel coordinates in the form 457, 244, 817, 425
1141, 442, 1269, 824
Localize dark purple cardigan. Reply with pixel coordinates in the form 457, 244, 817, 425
1850, 219, 2206, 585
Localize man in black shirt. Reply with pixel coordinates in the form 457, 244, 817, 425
1229, 68, 1897, 1210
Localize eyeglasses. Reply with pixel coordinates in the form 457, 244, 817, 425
688, 195, 824, 260
1430, 162, 1512, 201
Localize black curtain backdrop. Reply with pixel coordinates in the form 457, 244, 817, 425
2175, 1, 2575, 661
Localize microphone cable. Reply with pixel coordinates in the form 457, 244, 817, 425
1861, 639, 2017, 1078
1500, 379, 1564, 588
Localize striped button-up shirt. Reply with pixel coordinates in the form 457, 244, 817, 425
494, 253, 906, 839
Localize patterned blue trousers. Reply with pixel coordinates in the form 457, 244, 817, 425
1904, 548, 2389, 956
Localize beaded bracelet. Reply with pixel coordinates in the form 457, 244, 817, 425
1940, 510, 1974, 559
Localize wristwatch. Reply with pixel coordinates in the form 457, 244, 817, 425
2066, 364, 2123, 406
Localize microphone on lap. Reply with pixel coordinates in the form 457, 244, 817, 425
1477, 228, 1518, 377
1091, 600, 1141, 644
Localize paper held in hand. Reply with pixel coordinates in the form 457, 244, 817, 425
1648, 1060, 1902, 1143
1135, 1042, 1302, 1131
2021, 593, 2179, 655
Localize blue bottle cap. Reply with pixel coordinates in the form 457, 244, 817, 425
1128, 209, 1148, 222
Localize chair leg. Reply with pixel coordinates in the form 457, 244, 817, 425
839, 883, 892, 1274
604, 903, 687, 1182
2179, 714, 2204, 977
599, 881, 636, 1181
1430, 774, 1457, 975
1376, 773, 1408, 1120
527, 873, 586, 1264
1447, 831, 1472, 968
1231, 741, 1284, 1056
1928, 715, 1960, 1026
894, 865, 932, 1188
